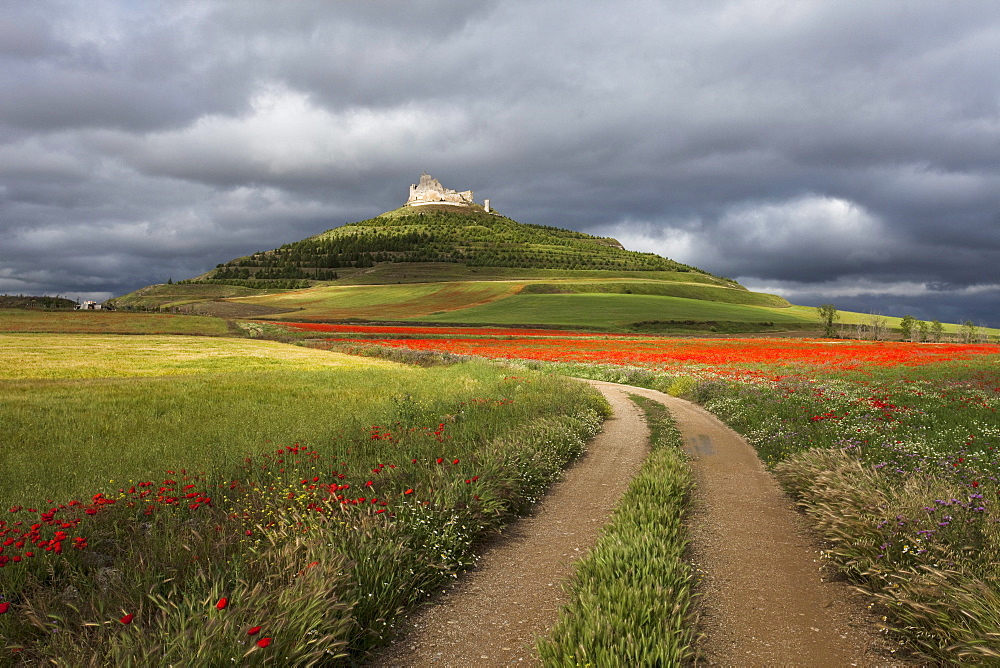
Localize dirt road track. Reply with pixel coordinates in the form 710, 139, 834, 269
371, 380, 906, 667
601, 381, 906, 667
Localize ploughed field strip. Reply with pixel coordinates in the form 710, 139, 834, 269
374, 380, 906, 667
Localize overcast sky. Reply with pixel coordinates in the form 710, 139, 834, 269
2, 1, 998, 325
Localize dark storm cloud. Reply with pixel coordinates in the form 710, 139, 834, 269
1, 0, 997, 324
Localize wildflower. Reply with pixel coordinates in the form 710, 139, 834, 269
216, 597, 228, 610
247, 625, 262, 635
0, 602, 9, 614
256, 637, 272, 648
120, 613, 134, 624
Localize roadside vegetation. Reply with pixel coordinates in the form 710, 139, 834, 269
338, 330, 1000, 663
0, 333, 607, 664
699, 364, 1000, 661
538, 395, 695, 665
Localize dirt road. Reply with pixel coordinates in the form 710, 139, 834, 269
371, 380, 905, 667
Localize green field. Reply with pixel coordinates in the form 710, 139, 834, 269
519, 280, 790, 307
229, 281, 519, 320
413, 293, 813, 329
331, 263, 736, 286
0, 334, 399, 504
0, 308, 231, 335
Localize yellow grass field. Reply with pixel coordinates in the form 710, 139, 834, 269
0, 333, 395, 380
0, 308, 231, 335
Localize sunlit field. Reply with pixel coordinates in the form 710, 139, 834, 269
0, 331, 606, 662
0, 308, 230, 335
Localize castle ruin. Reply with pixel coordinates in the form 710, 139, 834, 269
406, 173, 477, 208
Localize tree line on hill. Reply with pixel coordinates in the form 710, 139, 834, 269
0, 294, 77, 309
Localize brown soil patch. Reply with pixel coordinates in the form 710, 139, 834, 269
186, 300, 301, 318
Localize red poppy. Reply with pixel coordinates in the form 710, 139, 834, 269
216, 597, 228, 610
247, 625, 262, 635
120, 613, 134, 624
256, 637, 272, 648
0, 602, 9, 614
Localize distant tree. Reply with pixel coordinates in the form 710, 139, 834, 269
930, 319, 944, 342
917, 320, 930, 342
817, 304, 840, 337
961, 320, 978, 343
167, 277, 173, 285
868, 312, 889, 341
899, 314, 916, 342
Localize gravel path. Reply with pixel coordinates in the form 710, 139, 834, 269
370, 380, 907, 667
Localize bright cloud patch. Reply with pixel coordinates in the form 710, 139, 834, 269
95, 84, 473, 183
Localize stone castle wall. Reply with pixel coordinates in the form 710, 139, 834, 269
407, 173, 475, 207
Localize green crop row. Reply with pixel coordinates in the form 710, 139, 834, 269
537, 395, 695, 666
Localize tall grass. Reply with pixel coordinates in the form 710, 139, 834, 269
774, 449, 1000, 661
0, 334, 611, 663
537, 395, 695, 665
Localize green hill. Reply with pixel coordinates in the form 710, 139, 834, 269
195, 205, 722, 285
112, 204, 804, 331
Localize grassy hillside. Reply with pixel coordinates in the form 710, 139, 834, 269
415, 293, 810, 331
198, 207, 714, 286
216, 278, 791, 324
230, 282, 519, 321
518, 280, 790, 307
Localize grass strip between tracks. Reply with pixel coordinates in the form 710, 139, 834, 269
537, 394, 695, 665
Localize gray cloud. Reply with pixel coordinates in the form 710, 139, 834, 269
1, 0, 998, 324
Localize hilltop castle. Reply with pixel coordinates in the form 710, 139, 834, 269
406, 173, 490, 212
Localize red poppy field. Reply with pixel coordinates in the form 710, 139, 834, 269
287, 321, 999, 375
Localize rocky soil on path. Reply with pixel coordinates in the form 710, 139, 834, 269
370, 380, 912, 667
